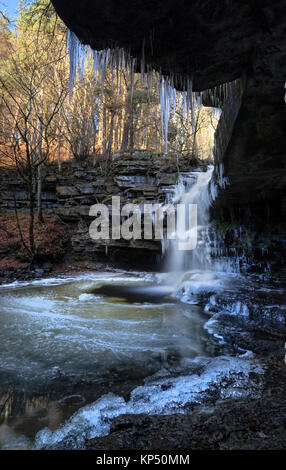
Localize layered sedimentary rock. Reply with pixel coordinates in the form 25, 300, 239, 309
0, 152, 204, 267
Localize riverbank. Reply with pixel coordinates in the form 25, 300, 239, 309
1, 157, 285, 451
0, 211, 72, 284
0, 269, 285, 450
86, 352, 286, 450
82, 272, 285, 450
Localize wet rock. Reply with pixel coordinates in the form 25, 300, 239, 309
86, 358, 286, 450
76, 183, 96, 195
42, 262, 53, 273
34, 267, 44, 277
1, 190, 28, 200
56, 186, 79, 197
56, 205, 90, 222
114, 175, 156, 189
157, 173, 178, 186
0, 155, 206, 269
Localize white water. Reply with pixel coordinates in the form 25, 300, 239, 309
0, 272, 208, 387
0, 173, 266, 449
23, 168, 265, 450
158, 159, 247, 305
167, 166, 214, 274
0, 267, 265, 450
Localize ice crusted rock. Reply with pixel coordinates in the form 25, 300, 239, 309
34, 355, 263, 449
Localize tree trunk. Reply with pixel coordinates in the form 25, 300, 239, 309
120, 109, 131, 150
129, 106, 138, 150
37, 164, 44, 223
102, 104, 107, 154
29, 181, 36, 263
57, 126, 62, 172
120, 89, 132, 151
10, 108, 20, 144
37, 120, 44, 223
107, 111, 115, 156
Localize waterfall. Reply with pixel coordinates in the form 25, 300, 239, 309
66, 30, 244, 276
159, 165, 230, 303
160, 163, 244, 300
162, 79, 244, 280
166, 166, 214, 274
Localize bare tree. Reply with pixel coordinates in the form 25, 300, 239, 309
0, 31, 66, 261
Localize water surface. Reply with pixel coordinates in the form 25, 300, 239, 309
0, 271, 214, 449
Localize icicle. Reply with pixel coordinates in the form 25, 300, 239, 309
160, 78, 173, 154
67, 30, 79, 98
66, 28, 214, 159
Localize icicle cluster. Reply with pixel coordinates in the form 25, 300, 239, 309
158, 77, 200, 154
67, 30, 136, 100
67, 30, 242, 159
66, 30, 205, 154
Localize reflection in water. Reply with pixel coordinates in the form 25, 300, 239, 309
0, 391, 64, 449
0, 272, 216, 449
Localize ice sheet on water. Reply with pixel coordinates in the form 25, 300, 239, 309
34, 354, 263, 449
0, 270, 153, 291
78, 293, 100, 301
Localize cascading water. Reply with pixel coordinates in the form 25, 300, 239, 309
167, 166, 214, 274
160, 76, 245, 283
161, 162, 243, 302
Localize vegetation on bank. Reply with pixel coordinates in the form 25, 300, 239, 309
0, 211, 69, 271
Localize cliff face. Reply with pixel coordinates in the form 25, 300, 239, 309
0, 152, 205, 269
51, 0, 286, 228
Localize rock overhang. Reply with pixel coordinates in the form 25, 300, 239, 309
50, 0, 286, 93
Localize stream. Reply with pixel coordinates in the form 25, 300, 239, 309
0, 168, 283, 450
0, 271, 217, 449
0, 269, 271, 450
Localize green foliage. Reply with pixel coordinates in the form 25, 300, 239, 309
215, 220, 239, 237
